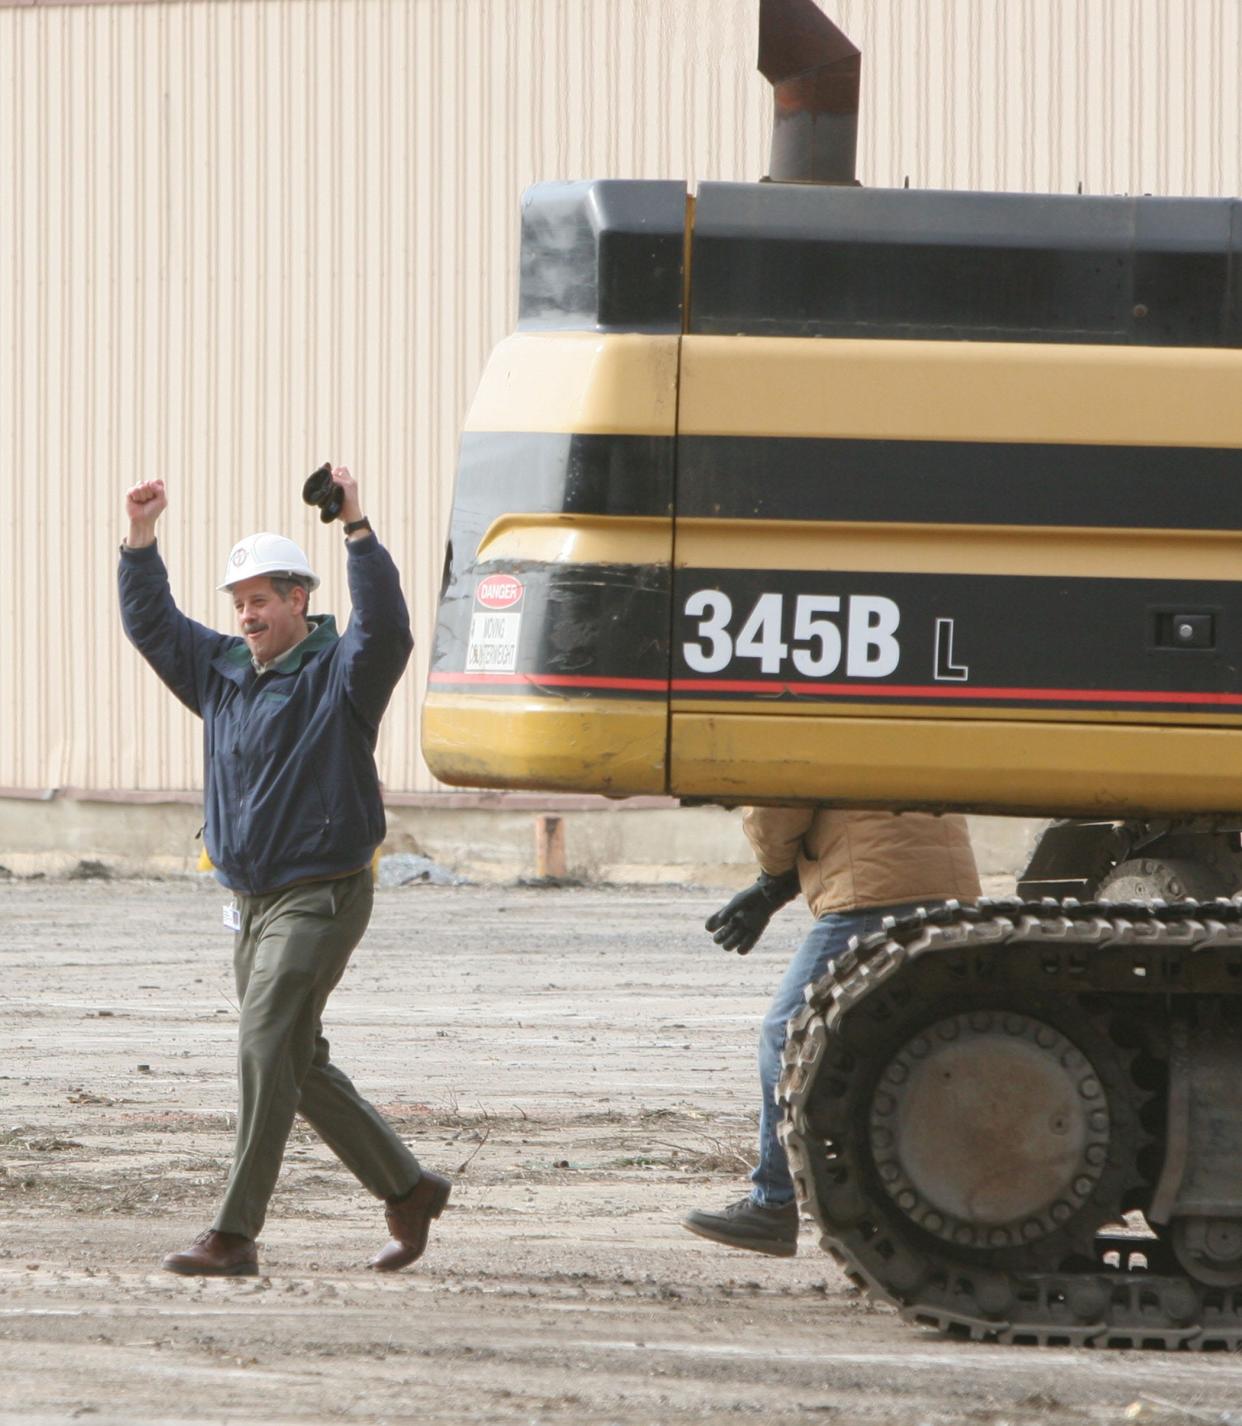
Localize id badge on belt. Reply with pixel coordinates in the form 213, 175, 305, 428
222, 897, 241, 932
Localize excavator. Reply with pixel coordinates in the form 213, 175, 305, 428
422, 0, 1242, 1347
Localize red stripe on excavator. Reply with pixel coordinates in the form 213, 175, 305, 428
670, 679, 1242, 704
430, 670, 1242, 704
428, 671, 668, 691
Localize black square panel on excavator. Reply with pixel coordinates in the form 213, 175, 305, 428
517, 179, 686, 334
686, 181, 1242, 347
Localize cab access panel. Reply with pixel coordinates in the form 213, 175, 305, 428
423, 178, 1242, 818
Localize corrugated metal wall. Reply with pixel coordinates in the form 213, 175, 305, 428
2, 0, 1240, 797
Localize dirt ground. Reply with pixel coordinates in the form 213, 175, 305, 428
4, 880, 1242, 1425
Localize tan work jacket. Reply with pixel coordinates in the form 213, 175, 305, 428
742, 807, 981, 919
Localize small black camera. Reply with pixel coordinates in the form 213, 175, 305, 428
302, 463, 344, 523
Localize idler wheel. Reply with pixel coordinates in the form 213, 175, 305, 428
1172, 1217, 1242, 1288
868, 1011, 1111, 1249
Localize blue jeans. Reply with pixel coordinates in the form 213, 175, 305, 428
750, 901, 930, 1207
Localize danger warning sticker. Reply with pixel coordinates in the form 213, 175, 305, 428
474, 574, 524, 611
466, 575, 525, 672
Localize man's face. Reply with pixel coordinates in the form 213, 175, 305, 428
230, 576, 307, 665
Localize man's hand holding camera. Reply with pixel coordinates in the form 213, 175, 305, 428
303, 462, 369, 539
332, 467, 369, 539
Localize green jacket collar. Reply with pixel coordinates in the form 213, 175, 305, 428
224, 614, 338, 673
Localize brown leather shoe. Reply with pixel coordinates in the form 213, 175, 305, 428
367, 1171, 451, 1272
162, 1229, 258, 1277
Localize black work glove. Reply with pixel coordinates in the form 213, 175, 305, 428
704, 867, 801, 955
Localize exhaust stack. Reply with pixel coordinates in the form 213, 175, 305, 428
759, 0, 860, 185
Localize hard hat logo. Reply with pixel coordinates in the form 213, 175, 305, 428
218, 532, 320, 593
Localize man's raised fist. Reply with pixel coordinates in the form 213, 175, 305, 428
125, 480, 167, 526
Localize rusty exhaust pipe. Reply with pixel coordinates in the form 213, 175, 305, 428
759, 0, 860, 185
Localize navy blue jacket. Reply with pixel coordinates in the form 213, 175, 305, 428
118, 534, 413, 895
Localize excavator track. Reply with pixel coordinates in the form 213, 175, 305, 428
778, 897, 1242, 1349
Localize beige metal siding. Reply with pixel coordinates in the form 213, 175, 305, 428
2, 0, 1240, 796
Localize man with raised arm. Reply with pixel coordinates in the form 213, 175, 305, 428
119, 471, 449, 1277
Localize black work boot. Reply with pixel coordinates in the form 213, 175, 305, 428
681, 1196, 798, 1257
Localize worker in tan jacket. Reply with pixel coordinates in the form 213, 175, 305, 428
683, 807, 980, 1258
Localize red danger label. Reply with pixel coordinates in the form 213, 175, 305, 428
475, 574, 524, 610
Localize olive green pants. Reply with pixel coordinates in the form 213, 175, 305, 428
213, 869, 421, 1239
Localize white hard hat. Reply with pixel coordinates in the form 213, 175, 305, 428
218, 532, 320, 592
